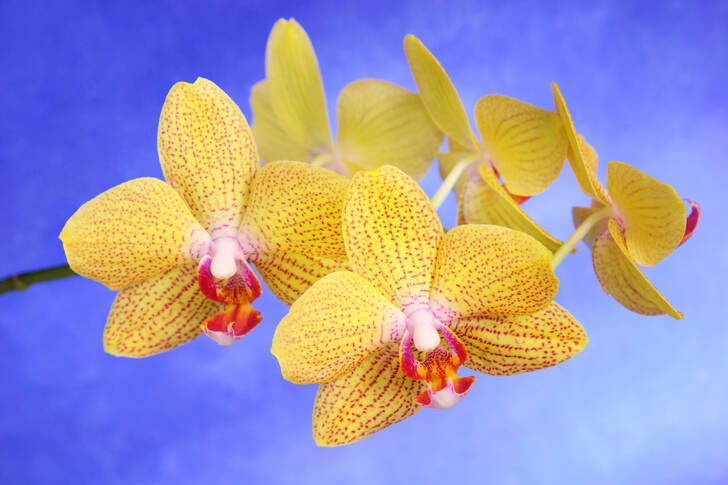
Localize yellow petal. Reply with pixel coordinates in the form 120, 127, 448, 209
313, 343, 425, 447
552, 83, 610, 204
572, 203, 609, 248
456, 181, 467, 225
462, 166, 563, 252
431, 224, 559, 319
250, 80, 311, 164
592, 219, 683, 319
158, 78, 258, 233
607, 161, 686, 266
240, 161, 349, 261
403, 34, 476, 150
252, 250, 350, 306
475, 95, 567, 196
336, 79, 443, 180
450, 302, 587, 376
344, 166, 443, 308
104, 263, 221, 357
265, 18, 332, 151
60, 178, 209, 290
271, 271, 404, 384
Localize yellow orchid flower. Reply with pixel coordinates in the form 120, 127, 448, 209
404, 35, 568, 252
271, 166, 588, 446
552, 83, 700, 319
60, 78, 350, 357
250, 19, 443, 179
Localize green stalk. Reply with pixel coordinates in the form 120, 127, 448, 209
552, 207, 613, 269
0, 264, 77, 295
431, 156, 476, 210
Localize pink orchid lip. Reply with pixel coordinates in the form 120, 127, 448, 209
196, 240, 263, 346
415, 376, 476, 409
201, 302, 262, 346
398, 310, 475, 410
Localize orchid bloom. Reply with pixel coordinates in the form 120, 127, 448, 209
60, 78, 350, 357
250, 18, 443, 179
404, 35, 568, 251
271, 166, 588, 446
553, 83, 700, 319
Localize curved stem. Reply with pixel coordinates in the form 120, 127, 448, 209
431, 156, 476, 210
309, 151, 333, 168
0, 264, 77, 295
552, 207, 613, 269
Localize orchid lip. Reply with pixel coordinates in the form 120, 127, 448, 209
415, 376, 476, 409
398, 308, 474, 410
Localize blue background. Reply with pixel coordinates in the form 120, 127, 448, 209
1, 1, 725, 483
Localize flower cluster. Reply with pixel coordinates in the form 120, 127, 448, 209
60, 18, 699, 445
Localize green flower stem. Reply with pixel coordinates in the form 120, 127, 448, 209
310, 151, 334, 167
0, 264, 77, 295
431, 156, 476, 210
552, 207, 613, 269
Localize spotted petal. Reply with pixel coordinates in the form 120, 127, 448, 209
252, 250, 350, 306
313, 343, 426, 447
336, 79, 443, 180
271, 271, 404, 384
104, 263, 222, 357
344, 166, 443, 310
403, 35, 476, 150
158, 78, 258, 234
592, 219, 683, 319
265, 18, 332, 152
607, 161, 686, 266
462, 166, 563, 252
60, 178, 209, 290
250, 80, 311, 164
430, 224, 558, 319
450, 302, 587, 376
240, 161, 349, 261
475, 95, 567, 196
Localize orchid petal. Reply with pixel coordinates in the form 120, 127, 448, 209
607, 161, 686, 266
336, 79, 443, 180
343, 166, 443, 309
462, 167, 563, 252
252, 251, 350, 306
240, 161, 349, 261
158, 78, 258, 233
403, 35, 476, 150
271, 271, 404, 384
104, 263, 221, 357
552, 83, 610, 204
265, 18, 332, 152
313, 343, 425, 447
456, 182, 467, 225
449, 302, 587, 376
593, 219, 683, 319
475, 95, 567, 196
60, 178, 209, 290
430, 224, 558, 319
250, 80, 311, 164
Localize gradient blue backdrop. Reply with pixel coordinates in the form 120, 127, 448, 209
1, 1, 725, 483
